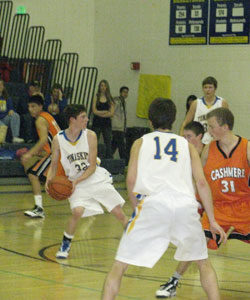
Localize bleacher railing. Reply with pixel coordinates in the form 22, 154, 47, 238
53, 52, 79, 100
73, 67, 98, 117
0, 1, 98, 108
23, 26, 45, 60
42, 39, 62, 93
0, 0, 13, 56
6, 13, 30, 59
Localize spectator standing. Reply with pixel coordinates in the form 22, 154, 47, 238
92, 80, 114, 158
111, 86, 129, 160
0, 79, 24, 143
44, 83, 68, 129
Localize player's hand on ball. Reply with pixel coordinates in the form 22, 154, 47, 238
47, 176, 73, 201
45, 178, 51, 193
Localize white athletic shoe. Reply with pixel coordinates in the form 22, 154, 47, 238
12, 137, 24, 143
24, 205, 45, 218
56, 240, 71, 259
156, 277, 179, 298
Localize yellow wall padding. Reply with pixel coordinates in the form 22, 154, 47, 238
136, 74, 171, 119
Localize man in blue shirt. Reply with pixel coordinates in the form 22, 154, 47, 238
0, 79, 24, 143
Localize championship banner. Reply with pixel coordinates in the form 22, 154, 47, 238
169, 0, 209, 45
209, 0, 250, 44
136, 74, 171, 119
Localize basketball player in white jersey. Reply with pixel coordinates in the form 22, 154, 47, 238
46, 105, 128, 259
156, 121, 205, 298
180, 76, 228, 144
102, 98, 227, 300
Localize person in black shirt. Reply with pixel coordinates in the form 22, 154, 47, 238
92, 80, 114, 158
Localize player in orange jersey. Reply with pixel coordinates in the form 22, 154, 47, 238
156, 107, 249, 298
21, 95, 62, 218
201, 107, 250, 245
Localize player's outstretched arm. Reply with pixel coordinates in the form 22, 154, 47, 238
247, 141, 250, 167
189, 143, 227, 245
200, 144, 209, 167
126, 138, 142, 209
179, 100, 197, 136
45, 135, 60, 191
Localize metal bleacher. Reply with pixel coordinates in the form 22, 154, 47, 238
0, 0, 125, 179
0, 2, 98, 111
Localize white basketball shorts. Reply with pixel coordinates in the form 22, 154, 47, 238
69, 166, 125, 217
116, 191, 208, 268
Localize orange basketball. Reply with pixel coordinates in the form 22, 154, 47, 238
48, 176, 73, 201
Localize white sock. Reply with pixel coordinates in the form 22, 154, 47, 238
173, 272, 181, 280
34, 195, 43, 208
64, 231, 74, 240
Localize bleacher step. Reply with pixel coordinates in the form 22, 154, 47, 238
0, 157, 125, 177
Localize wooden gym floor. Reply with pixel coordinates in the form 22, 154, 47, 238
0, 180, 249, 300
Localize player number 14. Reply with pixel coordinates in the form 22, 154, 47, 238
154, 137, 178, 162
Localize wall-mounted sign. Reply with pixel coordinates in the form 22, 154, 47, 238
169, 0, 250, 45
169, 0, 209, 45
209, 0, 250, 44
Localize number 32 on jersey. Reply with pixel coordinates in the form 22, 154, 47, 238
154, 137, 178, 162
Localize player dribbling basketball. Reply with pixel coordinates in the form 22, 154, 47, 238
47, 176, 73, 200
46, 104, 128, 259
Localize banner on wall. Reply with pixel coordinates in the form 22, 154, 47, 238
169, 0, 250, 45
169, 0, 209, 45
209, 0, 250, 44
136, 74, 171, 119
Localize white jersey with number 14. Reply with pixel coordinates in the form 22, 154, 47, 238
133, 131, 196, 202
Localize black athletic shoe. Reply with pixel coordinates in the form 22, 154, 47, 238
155, 277, 179, 298
24, 205, 45, 218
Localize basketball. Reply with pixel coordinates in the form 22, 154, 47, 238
48, 176, 73, 201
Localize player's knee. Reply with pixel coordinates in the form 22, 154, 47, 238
195, 258, 211, 270
110, 204, 123, 215
28, 173, 38, 182
113, 260, 128, 276
72, 207, 84, 219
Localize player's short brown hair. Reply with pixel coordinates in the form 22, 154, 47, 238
207, 107, 234, 130
202, 76, 217, 89
148, 98, 176, 130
